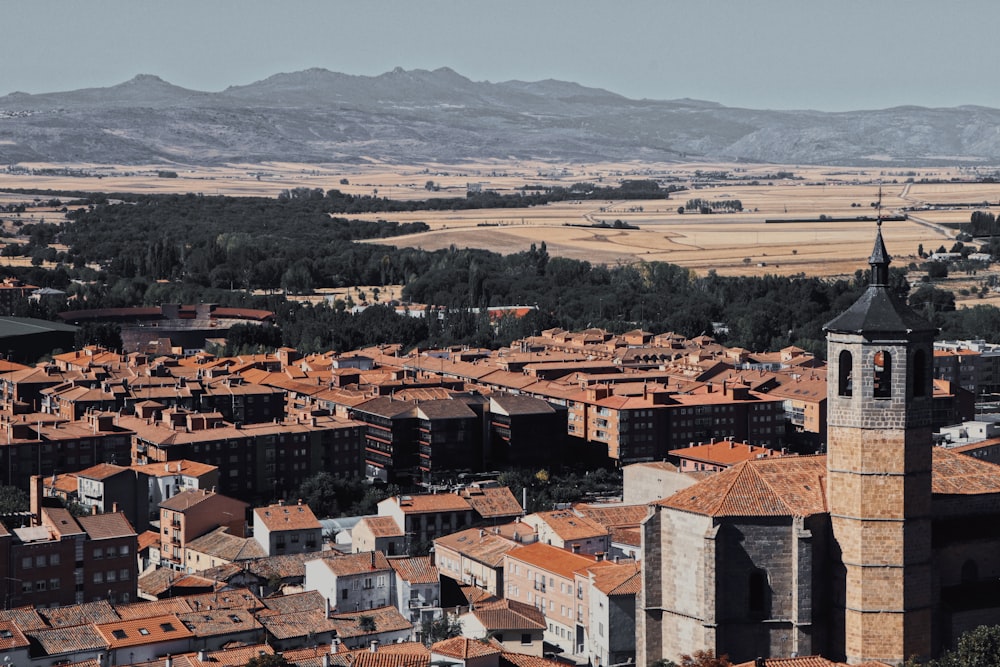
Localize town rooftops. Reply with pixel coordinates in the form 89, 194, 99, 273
132, 459, 218, 478
528, 509, 608, 541
461, 485, 523, 519
388, 493, 472, 515
311, 551, 391, 577
96, 614, 195, 649
589, 561, 642, 596
506, 542, 612, 579
387, 555, 438, 584
76, 462, 130, 481
255, 502, 322, 531
357, 515, 404, 538
185, 526, 266, 562
672, 440, 784, 468
471, 598, 546, 631
160, 488, 242, 512
434, 527, 522, 568
431, 636, 503, 659
77, 511, 136, 540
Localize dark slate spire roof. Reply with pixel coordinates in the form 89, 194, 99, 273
824, 225, 937, 335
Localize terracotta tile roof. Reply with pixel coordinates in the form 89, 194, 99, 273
132, 459, 218, 478
672, 441, 784, 466
96, 613, 195, 649
204, 644, 275, 666
472, 598, 546, 631
610, 526, 642, 547
183, 588, 262, 612
186, 526, 267, 562
461, 486, 523, 519
589, 561, 642, 596
327, 647, 430, 667
42, 506, 85, 536
139, 569, 224, 597
138, 529, 162, 552
0, 619, 29, 651
392, 493, 472, 515
0, 605, 47, 630
159, 488, 221, 511
28, 624, 109, 656
505, 542, 612, 579
243, 550, 344, 581
434, 527, 520, 568
500, 652, 570, 667
255, 503, 322, 531
359, 515, 405, 538
732, 658, 887, 667
527, 510, 608, 541
388, 555, 438, 584
77, 511, 136, 540
329, 605, 412, 639
260, 590, 327, 614
177, 607, 261, 637
314, 551, 391, 576
657, 455, 829, 518
115, 598, 194, 620
931, 446, 1000, 494
76, 462, 130, 480
258, 608, 340, 640
432, 636, 503, 659
572, 502, 649, 529
42, 600, 120, 627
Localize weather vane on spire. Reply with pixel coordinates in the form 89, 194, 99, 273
876, 182, 883, 228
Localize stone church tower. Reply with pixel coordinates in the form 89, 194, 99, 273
824, 224, 936, 663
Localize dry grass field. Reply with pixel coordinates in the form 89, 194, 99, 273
2, 160, 998, 282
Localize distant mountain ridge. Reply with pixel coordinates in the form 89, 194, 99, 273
1, 67, 999, 166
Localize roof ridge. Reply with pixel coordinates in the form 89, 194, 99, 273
750, 458, 798, 515
710, 461, 754, 516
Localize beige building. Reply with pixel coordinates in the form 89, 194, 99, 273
252, 501, 322, 556
352, 515, 406, 555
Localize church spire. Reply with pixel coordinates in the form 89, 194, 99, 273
869, 185, 891, 286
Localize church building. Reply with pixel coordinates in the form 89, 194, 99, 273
638, 225, 1000, 665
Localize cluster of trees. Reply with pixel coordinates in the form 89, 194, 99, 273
5, 189, 1000, 359
683, 198, 743, 213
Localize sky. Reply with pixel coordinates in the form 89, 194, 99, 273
2, 0, 998, 112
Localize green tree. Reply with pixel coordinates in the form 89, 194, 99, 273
924, 624, 1000, 667
74, 322, 123, 352
0, 485, 28, 514
358, 615, 377, 632
245, 654, 290, 667
421, 613, 463, 645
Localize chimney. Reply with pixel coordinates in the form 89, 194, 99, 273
197, 650, 208, 661
112, 502, 119, 513
323, 655, 331, 667
370, 640, 378, 653
371, 551, 376, 569
165, 658, 173, 667
571, 544, 581, 554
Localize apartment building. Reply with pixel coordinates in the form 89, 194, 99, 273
305, 551, 393, 612
503, 542, 611, 662
157, 489, 248, 570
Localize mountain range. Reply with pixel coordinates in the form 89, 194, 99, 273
2, 67, 999, 166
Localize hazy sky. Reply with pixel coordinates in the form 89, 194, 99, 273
3, 0, 998, 111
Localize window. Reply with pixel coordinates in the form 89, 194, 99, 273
107, 570, 117, 582
35, 580, 46, 591
119, 545, 129, 557
93, 572, 103, 584
49, 578, 59, 590
138, 628, 150, 636
521, 633, 532, 645
93, 548, 103, 560
342, 588, 349, 600
50, 553, 59, 566
21, 557, 30, 570
873, 350, 892, 398
112, 629, 128, 640
35, 555, 45, 567
121, 569, 130, 581
21, 581, 31, 593
838, 350, 853, 397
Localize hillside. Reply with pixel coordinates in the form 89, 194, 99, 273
2, 67, 999, 166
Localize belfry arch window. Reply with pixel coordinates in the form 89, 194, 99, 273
873, 350, 892, 398
838, 350, 853, 397
913, 349, 928, 397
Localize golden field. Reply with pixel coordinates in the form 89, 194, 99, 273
1, 160, 998, 282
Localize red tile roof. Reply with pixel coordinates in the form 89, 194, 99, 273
505, 542, 612, 579
388, 555, 438, 584
432, 636, 503, 659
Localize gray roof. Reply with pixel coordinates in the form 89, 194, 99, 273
824, 285, 937, 335
0, 316, 77, 337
